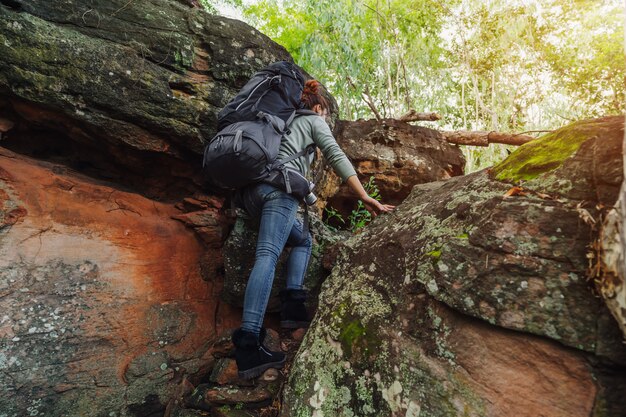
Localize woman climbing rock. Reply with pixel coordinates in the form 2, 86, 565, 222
231, 80, 395, 379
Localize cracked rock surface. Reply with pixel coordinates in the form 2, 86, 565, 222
282, 116, 626, 417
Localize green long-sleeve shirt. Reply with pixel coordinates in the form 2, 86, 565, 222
276, 115, 357, 182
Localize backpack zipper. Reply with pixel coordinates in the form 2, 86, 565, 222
234, 75, 280, 111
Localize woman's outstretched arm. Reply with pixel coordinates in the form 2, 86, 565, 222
345, 175, 395, 215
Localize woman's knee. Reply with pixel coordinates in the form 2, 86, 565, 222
255, 240, 284, 260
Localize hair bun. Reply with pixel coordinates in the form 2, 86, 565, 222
300, 79, 328, 110
303, 80, 320, 96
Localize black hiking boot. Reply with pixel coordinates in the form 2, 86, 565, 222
280, 289, 311, 329
231, 328, 286, 379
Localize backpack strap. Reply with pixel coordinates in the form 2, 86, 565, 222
284, 108, 317, 134
275, 108, 320, 233
256, 111, 285, 133
270, 144, 315, 170
285, 110, 298, 130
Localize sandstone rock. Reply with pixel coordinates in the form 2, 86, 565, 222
209, 358, 243, 386
316, 118, 465, 223
290, 328, 308, 343
263, 328, 282, 352
281, 117, 626, 417
258, 367, 280, 382
0, 0, 294, 200
210, 329, 236, 359
493, 116, 623, 203
0, 148, 240, 416
198, 383, 275, 407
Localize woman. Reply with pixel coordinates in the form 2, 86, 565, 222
232, 80, 395, 379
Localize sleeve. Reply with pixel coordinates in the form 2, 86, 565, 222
310, 117, 357, 182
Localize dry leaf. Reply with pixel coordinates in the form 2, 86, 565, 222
576, 205, 596, 225
503, 186, 526, 198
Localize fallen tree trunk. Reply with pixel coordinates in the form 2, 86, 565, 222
398, 110, 442, 122
443, 130, 536, 146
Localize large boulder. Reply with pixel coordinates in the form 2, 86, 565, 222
316, 119, 465, 220
0, 0, 293, 199
0, 147, 242, 416
281, 116, 626, 417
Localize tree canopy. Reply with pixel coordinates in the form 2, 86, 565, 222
208, 0, 624, 169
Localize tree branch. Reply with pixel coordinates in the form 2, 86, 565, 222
346, 76, 382, 121
398, 110, 441, 122
442, 130, 535, 146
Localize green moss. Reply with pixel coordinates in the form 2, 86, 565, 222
337, 317, 383, 361
339, 320, 366, 354
492, 118, 602, 182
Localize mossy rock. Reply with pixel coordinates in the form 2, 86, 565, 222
492, 116, 623, 183
282, 117, 626, 417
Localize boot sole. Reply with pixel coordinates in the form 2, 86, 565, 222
281, 320, 310, 329
238, 357, 286, 380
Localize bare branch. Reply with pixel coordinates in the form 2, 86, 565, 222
346, 76, 382, 121
442, 130, 535, 146
398, 110, 441, 122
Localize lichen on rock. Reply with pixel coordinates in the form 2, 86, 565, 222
282, 116, 626, 417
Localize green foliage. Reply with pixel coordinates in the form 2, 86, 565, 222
445, 0, 624, 134
323, 176, 382, 232
212, 0, 624, 172
323, 206, 345, 232
347, 176, 381, 232
239, 0, 454, 119
463, 143, 514, 173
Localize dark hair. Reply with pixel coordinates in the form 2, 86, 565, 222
301, 80, 329, 111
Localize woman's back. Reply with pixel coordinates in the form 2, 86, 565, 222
277, 114, 356, 183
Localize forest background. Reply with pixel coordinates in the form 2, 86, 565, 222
200, 0, 624, 172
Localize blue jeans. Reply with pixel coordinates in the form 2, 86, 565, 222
239, 183, 312, 335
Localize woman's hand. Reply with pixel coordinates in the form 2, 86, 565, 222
346, 175, 395, 216
362, 195, 395, 216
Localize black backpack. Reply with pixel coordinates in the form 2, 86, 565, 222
217, 61, 305, 130
204, 61, 319, 204
202, 110, 317, 199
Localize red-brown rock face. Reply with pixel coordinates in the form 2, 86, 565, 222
0, 148, 239, 415
317, 119, 465, 221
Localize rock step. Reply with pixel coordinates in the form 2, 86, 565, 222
178, 327, 307, 416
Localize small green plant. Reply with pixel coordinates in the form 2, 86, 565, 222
324, 206, 345, 232
347, 176, 381, 232
323, 176, 382, 232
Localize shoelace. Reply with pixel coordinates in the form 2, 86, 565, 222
259, 345, 272, 356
